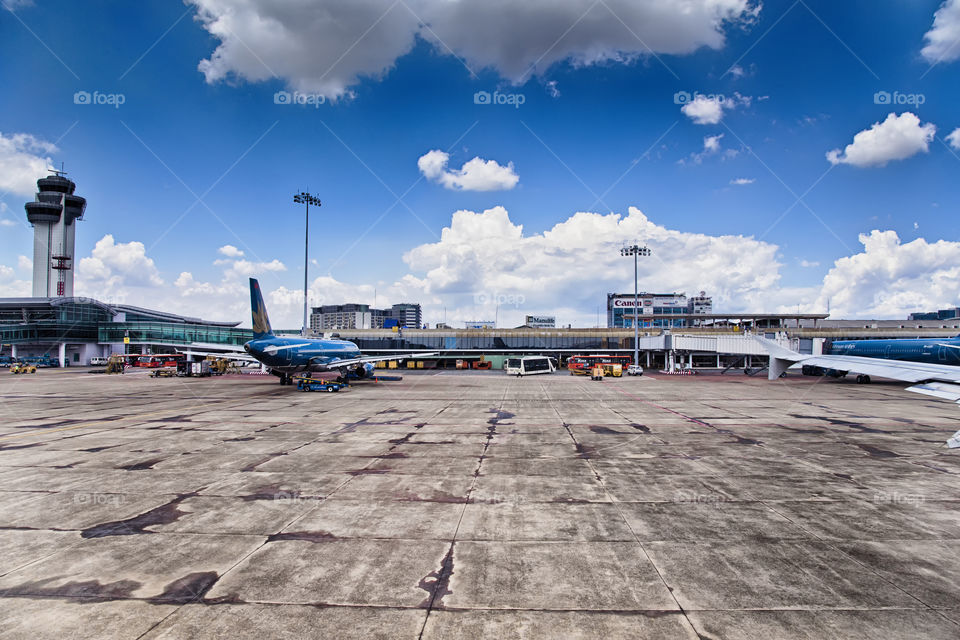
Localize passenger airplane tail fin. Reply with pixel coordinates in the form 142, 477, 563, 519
249, 278, 274, 339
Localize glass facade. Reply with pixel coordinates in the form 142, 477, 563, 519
98, 323, 252, 346
0, 302, 108, 344
0, 299, 248, 347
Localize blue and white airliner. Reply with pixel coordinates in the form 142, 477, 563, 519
757, 336, 960, 447
241, 278, 435, 385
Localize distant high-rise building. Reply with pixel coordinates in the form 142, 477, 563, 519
24, 171, 86, 297
310, 302, 422, 330
390, 303, 421, 329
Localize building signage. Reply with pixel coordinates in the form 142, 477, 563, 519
525, 315, 556, 327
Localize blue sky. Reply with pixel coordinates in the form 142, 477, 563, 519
2, 0, 960, 327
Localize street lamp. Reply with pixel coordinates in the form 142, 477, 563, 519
293, 191, 321, 336
620, 243, 651, 366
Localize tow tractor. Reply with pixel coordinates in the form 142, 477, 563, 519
10, 363, 37, 375
296, 375, 348, 393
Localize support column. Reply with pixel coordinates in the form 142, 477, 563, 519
58, 343, 66, 368
11, 345, 17, 359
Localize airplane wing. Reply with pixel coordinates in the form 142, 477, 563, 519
176, 348, 260, 364
312, 352, 439, 369
755, 336, 960, 448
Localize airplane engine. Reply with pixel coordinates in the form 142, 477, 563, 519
353, 362, 376, 378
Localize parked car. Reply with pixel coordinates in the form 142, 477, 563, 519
626, 364, 644, 376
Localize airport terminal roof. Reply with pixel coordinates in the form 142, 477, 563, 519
0, 297, 240, 327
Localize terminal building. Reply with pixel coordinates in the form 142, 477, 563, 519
1, 172, 254, 365
607, 292, 714, 328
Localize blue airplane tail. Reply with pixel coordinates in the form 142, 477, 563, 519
249, 278, 274, 339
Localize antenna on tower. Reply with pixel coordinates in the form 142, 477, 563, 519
49, 162, 68, 177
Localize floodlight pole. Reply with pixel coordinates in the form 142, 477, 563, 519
294, 192, 321, 336
621, 244, 651, 366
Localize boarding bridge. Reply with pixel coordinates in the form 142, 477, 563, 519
632, 332, 822, 373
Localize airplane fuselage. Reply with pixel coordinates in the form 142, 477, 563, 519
244, 335, 373, 376
830, 337, 960, 365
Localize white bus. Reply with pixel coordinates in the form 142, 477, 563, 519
505, 356, 556, 377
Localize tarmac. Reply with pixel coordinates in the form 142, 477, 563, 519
1, 366, 959, 639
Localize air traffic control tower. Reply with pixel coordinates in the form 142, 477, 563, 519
24, 171, 86, 297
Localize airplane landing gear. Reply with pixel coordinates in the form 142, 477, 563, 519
279, 374, 293, 385
856, 374, 871, 384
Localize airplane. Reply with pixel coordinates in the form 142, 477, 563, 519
221, 278, 436, 386
828, 336, 960, 366
757, 336, 960, 448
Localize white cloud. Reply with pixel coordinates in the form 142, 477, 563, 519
947, 127, 960, 149
0, 132, 57, 197
730, 177, 755, 185
680, 92, 750, 125
418, 150, 519, 191
217, 244, 244, 258
790, 230, 960, 318
187, 0, 761, 99
2, 1, 35, 11
17, 255, 31, 271
402, 205, 785, 326
0, 219, 16, 227
681, 96, 725, 125
0, 262, 30, 297
217, 258, 287, 280
685, 134, 736, 164
922, 0, 960, 64
799, 259, 819, 268
826, 112, 936, 168
73, 237, 292, 325
77, 235, 164, 290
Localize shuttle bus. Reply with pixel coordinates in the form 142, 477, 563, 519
134, 354, 186, 368
505, 356, 556, 376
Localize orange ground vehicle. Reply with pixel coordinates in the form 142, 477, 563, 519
567, 354, 632, 375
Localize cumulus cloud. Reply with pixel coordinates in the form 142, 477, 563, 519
681, 95, 725, 125
0, 262, 30, 297
792, 230, 960, 318
0, 219, 16, 228
188, 0, 761, 99
0, 132, 56, 197
17, 255, 31, 271
947, 127, 960, 149
77, 235, 164, 289
72, 236, 293, 324
217, 244, 244, 258
922, 0, 960, 64
402, 205, 785, 326
417, 150, 519, 191
680, 92, 750, 125
826, 112, 936, 168
730, 177, 755, 185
